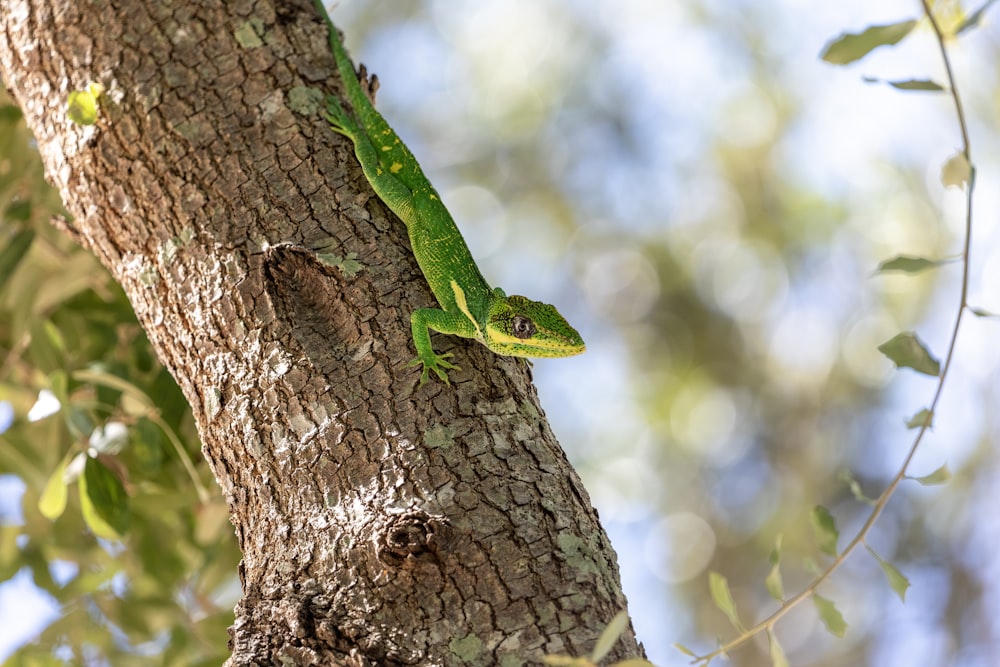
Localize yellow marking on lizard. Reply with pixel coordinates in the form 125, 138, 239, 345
451, 280, 482, 339
390, 162, 403, 173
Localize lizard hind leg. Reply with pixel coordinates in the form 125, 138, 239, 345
357, 63, 379, 105
325, 96, 360, 139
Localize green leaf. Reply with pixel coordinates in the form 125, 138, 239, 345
881, 559, 910, 602
132, 418, 164, 473
839, 469, 875, 505
764, 563, 784, 603
876, 255, 946, 274
912, 464, 951, 486
765, 535, 784, 602
709, 571, 745, 632
803, 557, 821, 576
906, 408, 934, 429
970, 307, 998, 318
0, 228, 35, 288
3, 199, 32, 222
956, 0, 998, 35
813, 594, 847, 638
941, 151, 972, 189
810, 505, 840, 557
888, 79, 945, 92
79, 456, 129, 539
67, 83, 104, 126
768, 631, 790, 667
540, 656, 588, 667
591, 611, 629, 662
672, 643, 697, 657
65, 406, 94, 440
866, 546, 910, 602
820, 20, 918, 65
0, 104, 23, 123
877, 332, 941, 376
38, 459, 69, 520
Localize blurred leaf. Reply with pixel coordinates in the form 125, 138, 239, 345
881, 560, 911, 602
610, 661, 656, 667
866, 546, 910, 602
768, 533, 783, 567
810, 505, 839, 556
912, 464, 951, 486
194, 501, 230, 545
876, 255, 947, 273
905, 408, 934, 429
121, 393, 151, 418
768, 631, 789, 667
765, 535, 784, 602
591, 611, 629, 662
673, 643, 696, 657
0, 228, 34, 287
888, 79, 945, 92
67, 83, 103, 126
877, 332, 941, 376
0, 104, 23, 123
38, 458, 70, 520
131, 417, 164, 473
820, 20, 917, 65
28, 321, 65, 374
941, 151, 972, 188
864, 77, 946, 92
48, 368, 69, 403
970, 307, 997, 318
3, 199, 32, 221
839, 469, 875, 505
709, 571, 745, 632
65, 406, 94, 440
79, 456, 129, 539
956, 0, 998, 34
813, 594, 847, 638
541, 656, 589, 666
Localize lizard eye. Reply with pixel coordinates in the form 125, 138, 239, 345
511, 316, 536, 339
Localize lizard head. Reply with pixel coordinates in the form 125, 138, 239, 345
484, 292, 586, 358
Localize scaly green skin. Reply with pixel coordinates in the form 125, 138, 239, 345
315, 1, 585, 384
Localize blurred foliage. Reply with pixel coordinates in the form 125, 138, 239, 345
1, 1, 999, 667
0, 84, 238, 664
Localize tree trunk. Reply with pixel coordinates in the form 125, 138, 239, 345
0, 1, 642, 664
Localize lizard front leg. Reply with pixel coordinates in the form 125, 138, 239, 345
408, 307, 479, 384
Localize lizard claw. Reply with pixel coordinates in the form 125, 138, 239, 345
409, 353, 459, 386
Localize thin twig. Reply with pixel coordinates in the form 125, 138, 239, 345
693, 1, 976, 662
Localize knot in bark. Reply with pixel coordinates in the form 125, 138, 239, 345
376, 510, 449, 567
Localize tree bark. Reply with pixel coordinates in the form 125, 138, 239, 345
0, 1, 642, 664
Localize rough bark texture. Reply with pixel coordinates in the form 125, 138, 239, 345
0, 1, 642, 664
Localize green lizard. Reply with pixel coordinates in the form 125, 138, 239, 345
315, 1, 585, 385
